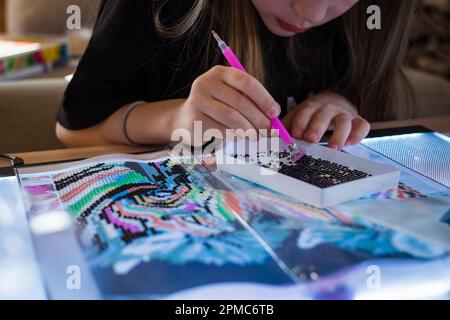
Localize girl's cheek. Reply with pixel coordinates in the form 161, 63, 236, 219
328, 0, 359, 21
251, 0, 291, 33
251, 0, 290, 16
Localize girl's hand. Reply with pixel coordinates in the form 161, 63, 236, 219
283, 91, 370, 149
174, 66, 280, 145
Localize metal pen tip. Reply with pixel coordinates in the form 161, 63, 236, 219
211, 30, 221, 42
288, 143, 305, 162
287, 143, 297, 152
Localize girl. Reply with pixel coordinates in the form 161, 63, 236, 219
56, 0, 417, 150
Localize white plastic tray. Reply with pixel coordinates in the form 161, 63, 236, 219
216, 138, 400, 208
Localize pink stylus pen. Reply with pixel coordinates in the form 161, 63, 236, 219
212, 31, 294, 146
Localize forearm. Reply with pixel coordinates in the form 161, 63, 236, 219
56, 99, 185, 147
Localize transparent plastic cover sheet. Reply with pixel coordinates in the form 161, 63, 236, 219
361, 132, 450, 187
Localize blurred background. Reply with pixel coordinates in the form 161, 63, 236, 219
0, 0, 448, 153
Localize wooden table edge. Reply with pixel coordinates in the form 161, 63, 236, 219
1, 116, 449, 167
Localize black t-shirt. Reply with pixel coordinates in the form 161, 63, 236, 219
58, 0, 314, 130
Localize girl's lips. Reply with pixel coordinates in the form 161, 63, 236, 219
276, 18, 307, 33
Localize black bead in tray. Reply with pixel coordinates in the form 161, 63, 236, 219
278, 155, 371, 188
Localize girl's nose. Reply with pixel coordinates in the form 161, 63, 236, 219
292, 0, 329, 25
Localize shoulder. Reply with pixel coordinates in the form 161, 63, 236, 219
92, 0, 154, 37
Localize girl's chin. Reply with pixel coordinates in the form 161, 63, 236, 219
267, 26, 307, 37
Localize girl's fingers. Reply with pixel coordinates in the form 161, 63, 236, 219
199, 115, 231, 142
211, 83, 271, 131
178, 113, 228, 147
345, 117, 371, 146
218, 66, 280, 119
290, 104, 318, 139
304, 106, 338, 143
199, 98, 256, 134
327, 114, 352, 150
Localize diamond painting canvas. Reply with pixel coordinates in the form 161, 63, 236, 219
17, 146, 449, 299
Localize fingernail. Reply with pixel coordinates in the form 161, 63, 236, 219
328, 144, 338, 150
293, 129, 303, 139
306, 132, 319, 143
269, 104, 281, 119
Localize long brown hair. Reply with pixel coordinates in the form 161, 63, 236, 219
154, 0, 418, 121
